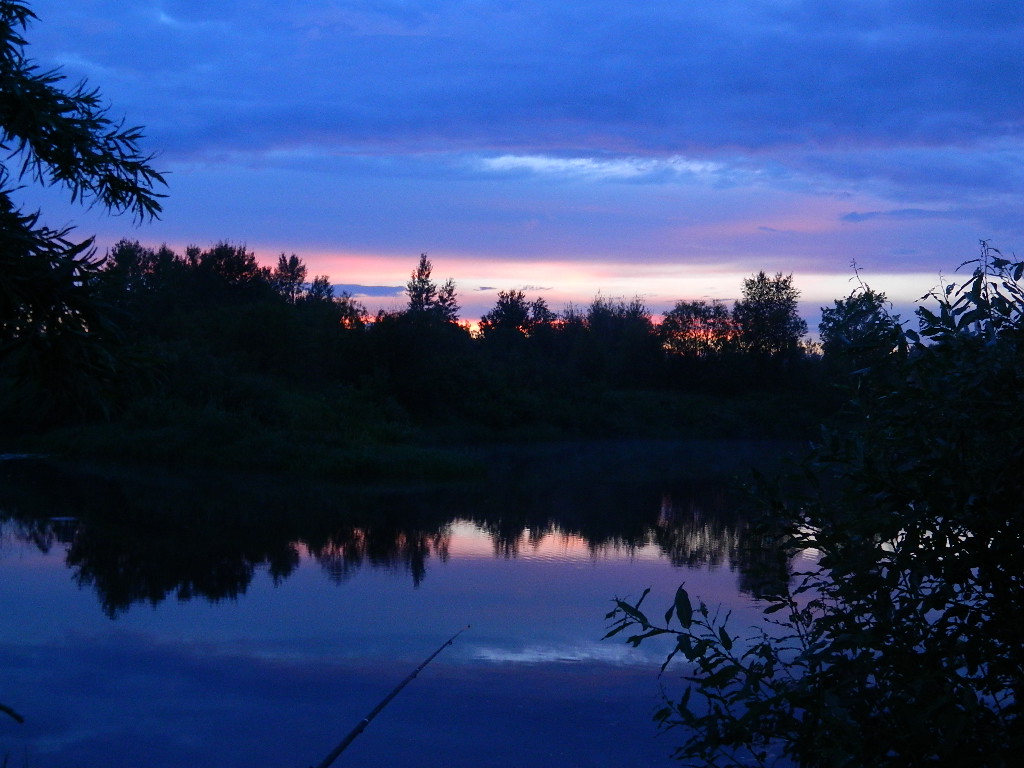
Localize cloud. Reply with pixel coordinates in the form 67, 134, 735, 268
333, 284, 403, 298
32, 1, 1023, 158
479, 154, 724, 181
841, 208, 961, 223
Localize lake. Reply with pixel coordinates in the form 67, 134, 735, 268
0, 441, 798, 768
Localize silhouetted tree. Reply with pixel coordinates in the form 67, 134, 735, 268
405, 253, 459, 322
480, 290, 530, 338
732, 271, 807, 357
333, 291, 369, 329
578, 295, 660, 386
100, 239, 152, 298
0, 0, 164, 424
271, 253, 307, 304
820, 281, 906, 376
406, 253, 437, 312
661, 299, 735, 357
301, 274, 332, 303
436, 277, 460, 322
479, 290, 556, 340
197, 241, 267, 288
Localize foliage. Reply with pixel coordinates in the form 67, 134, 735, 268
193, 241, 268, 289
560, 295, 661, 386
0, 204, 122, 419
405, 252, 459, 322
733, 272, 807, 357
606, 243, 1024, 767
478, 289, 555, 340
0, 0, 164, 422
819, 273, 906, 376
6, 226, 838, 454
0, 2, 164, 220
661, 299, 735, 358
271, 253, 307, 304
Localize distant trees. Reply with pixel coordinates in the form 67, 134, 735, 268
661, 300, 734, 358
478, 290, 555, 340
366, 254, 472, 413
271, 253, 307, 304
581, 296, 661, 386
405, 253, 459, 322
5, 193, 847, 441
192, 241, 267, 290
732, 271, 807, 357
303, 274, 332, 303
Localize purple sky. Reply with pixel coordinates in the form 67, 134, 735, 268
15, 0, 1024, 324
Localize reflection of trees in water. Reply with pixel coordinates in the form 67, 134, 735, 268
655, 490, 740, 568
0, 515, 75, 555
0, 446, 793, 613
309, 526, 452, 586
654, 488, 790, 597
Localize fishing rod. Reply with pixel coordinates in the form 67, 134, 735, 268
311, 626, 470, 768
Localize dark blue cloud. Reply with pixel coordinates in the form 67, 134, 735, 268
29, 1, 1023, 158
841, 208, 962, 223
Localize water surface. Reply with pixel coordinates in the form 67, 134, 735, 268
0, 441, 794, 767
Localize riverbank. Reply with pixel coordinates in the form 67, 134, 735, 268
4, 385, 828, 483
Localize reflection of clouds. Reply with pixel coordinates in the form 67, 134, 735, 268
471, 643, 653, 666
479, 154, 725, 181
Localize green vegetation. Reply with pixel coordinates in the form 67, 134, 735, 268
605, 242, 1024, 767
3, 238, 838, 476
0, 0, 164, 428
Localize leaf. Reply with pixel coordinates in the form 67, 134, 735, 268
615, 599, 650, 629
719, 626, 734, 651
679, 686, 692, 713
703, 665, 739, 688
627, 628, 667, 647
660, 646, 681, 674
674, 585, 694, 629
602, 622, 630, 640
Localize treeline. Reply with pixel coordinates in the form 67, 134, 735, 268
1, 239, 898, 468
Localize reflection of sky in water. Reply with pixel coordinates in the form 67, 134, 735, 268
0, 514, 766, 768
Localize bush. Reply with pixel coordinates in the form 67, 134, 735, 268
606, 243, 1024, 767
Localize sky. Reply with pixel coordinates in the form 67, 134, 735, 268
14, 0, 1024, 326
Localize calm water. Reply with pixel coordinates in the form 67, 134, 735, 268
0, 442, 795, 768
